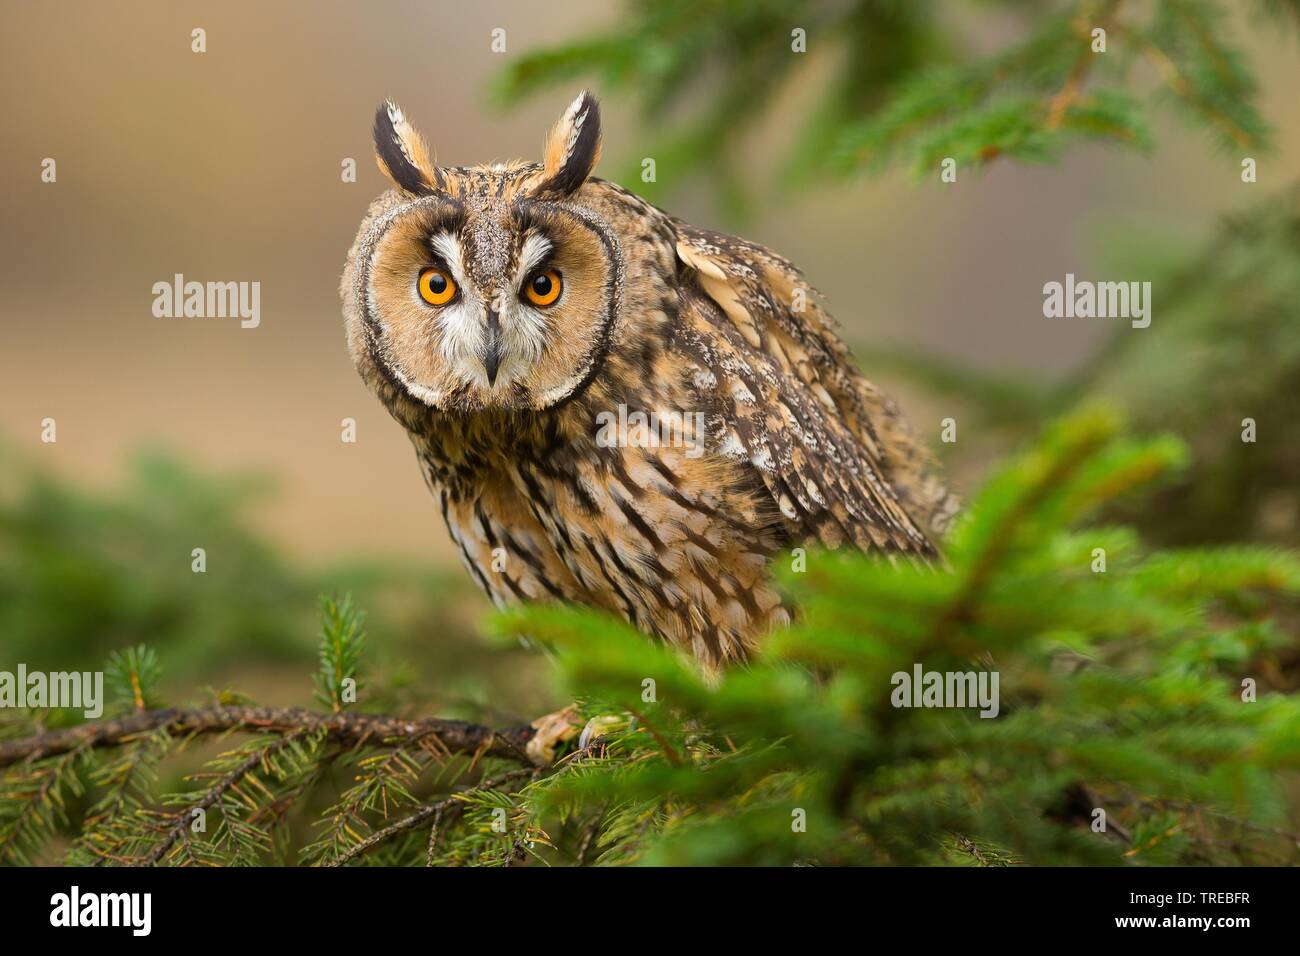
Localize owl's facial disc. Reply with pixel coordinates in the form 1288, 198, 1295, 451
363, 197, 620, 413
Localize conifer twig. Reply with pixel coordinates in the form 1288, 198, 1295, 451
0, 706, 536, 768
1128, 31, 1253, 147
327, 767, 539, 867
927, 430, 1104, 649
1044, 0, 1123, 130
425, 804, 447, 867
143, 733, 300, 866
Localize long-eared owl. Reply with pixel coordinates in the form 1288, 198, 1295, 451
341, 91, 957, 671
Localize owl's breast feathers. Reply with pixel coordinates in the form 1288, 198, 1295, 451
382, 184, 956, 669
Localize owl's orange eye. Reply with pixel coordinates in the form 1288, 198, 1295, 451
417, 267, 457, 306
523, 269, 562, 307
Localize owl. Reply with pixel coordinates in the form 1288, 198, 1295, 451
341, 92, 957, 671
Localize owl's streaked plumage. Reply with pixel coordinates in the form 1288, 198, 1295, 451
342, 91, 957, 670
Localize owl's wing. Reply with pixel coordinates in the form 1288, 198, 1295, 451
673, 223, 955, 557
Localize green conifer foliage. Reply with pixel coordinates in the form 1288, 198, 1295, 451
3, 410, 1295, 866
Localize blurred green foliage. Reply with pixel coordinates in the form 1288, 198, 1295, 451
1078, 184, 1300, 546
858, 183, 1300, 548
497, 0, 1299, 210
9, 409, 1295, 866
0, 444, 547, 722
489, 409, 1299, 865
0, 448, 309, 677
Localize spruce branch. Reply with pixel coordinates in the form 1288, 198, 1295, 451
0, 747, 85, 865
495, 0, 1287, 192
3, 407, 1296, 866
315, 593, 367, 712
1045, 0, 1123, 130
1129, 30, 1254, 148
143, 733, 301, 866
326, 767, 539, 867
424, 804, 447, 866
0, 706, 536, 769
928, 417, 1108, 650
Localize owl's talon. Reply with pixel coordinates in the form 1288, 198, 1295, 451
578, 714, 633, 751
525, 705, 583, 765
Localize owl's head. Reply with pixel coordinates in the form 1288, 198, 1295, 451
343, 91, 623, 413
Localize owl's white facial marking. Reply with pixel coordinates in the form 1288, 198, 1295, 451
424, 230, 551, 393
516, 232, 553, 281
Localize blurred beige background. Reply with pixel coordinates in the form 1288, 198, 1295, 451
2, 0, 1297, 562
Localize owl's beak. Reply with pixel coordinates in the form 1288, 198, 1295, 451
482, 308, 502, 387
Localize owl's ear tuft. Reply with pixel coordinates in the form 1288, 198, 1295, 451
536, 91, 602, 198
373, 100, 442, 195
